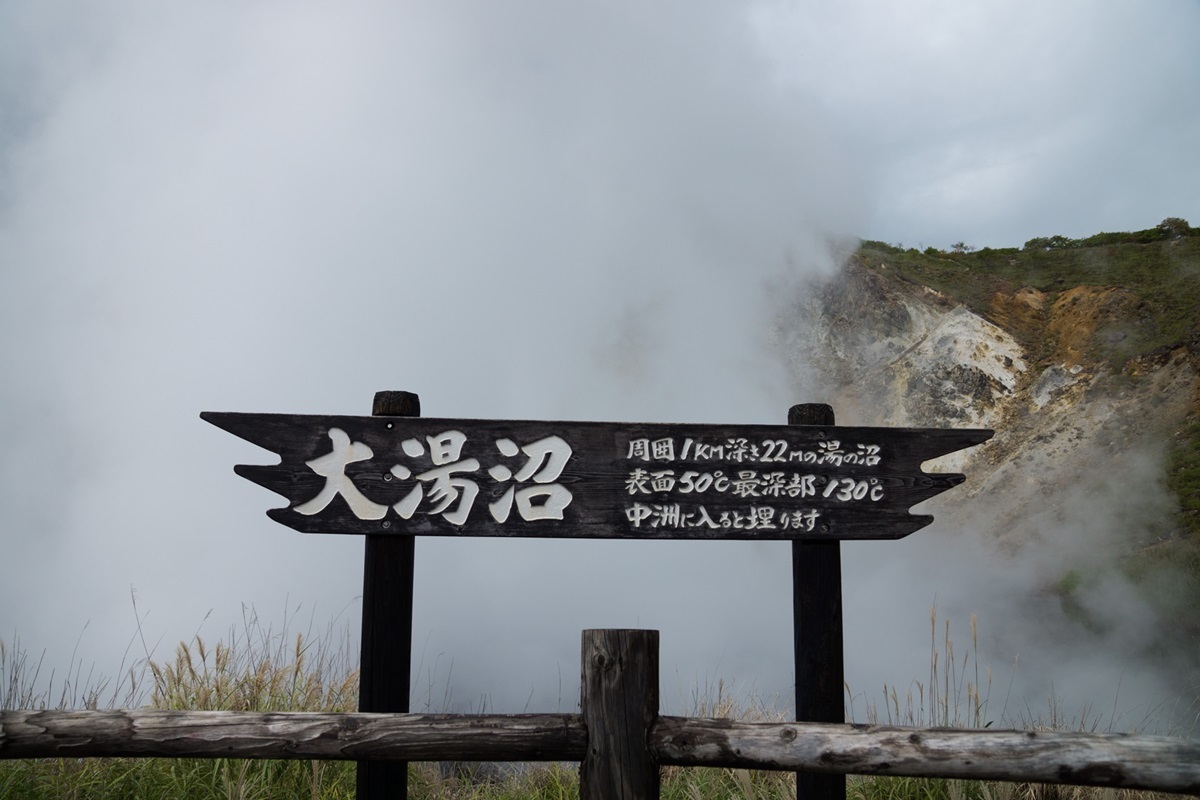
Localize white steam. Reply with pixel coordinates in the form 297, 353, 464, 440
0, 1, 864, 713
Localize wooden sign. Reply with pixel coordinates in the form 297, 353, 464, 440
201, 412, 992, 540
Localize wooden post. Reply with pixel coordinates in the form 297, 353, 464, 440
358, 390, 420, 800
580, 629, 660, 800
790, 403, 845, 800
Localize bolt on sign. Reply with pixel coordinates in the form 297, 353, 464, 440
202, 412, 992, 540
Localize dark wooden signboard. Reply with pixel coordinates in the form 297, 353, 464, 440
201, 412, 992, 541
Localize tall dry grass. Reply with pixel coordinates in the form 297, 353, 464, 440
848, 606, 991, 729
1, 607, 362, 799
2, 606, 1195, 799
148, 608, 358, 714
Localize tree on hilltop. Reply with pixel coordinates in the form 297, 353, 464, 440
1157, 217, 1191, 239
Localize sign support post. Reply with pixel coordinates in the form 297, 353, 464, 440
790, 403, 845, 800
357, 390, 419, 800
202, 397, 992, 800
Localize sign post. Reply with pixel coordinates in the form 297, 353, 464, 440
790, 403, 844, 800
203, 398, 992, 800
358, 391, 419, 800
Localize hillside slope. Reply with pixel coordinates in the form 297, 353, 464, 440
779, 221, 1200, 703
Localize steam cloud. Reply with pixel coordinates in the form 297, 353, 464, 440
2, 1, 1195, 730
0, 1, 863, 714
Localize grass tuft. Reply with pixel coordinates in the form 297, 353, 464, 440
2, 608, 1195, 799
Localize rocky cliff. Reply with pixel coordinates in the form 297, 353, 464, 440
788, 256, 1198, 519
778, 231, 1200, 714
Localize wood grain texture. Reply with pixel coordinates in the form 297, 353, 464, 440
580, 630, 660, 800
5, 711, 1198, 794
201, 412, 992, 540
373, 392, 420, 417
651, 718, 1200, 794
0, 710, 585, 761
359, 390, 420, 800
790, 403, 845, 800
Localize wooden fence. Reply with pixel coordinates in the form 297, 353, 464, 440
3, 629, 1198, 797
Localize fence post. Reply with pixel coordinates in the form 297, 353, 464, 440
790, 403, 846, 800
580, 629, 660, 800
358, 390, 420, 800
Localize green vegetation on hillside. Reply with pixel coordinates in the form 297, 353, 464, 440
859, 218, 1200, 369
1169, 414, 1200, 539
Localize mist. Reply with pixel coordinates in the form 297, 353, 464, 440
3, 1, 1197, 730
0, 1, 863, 715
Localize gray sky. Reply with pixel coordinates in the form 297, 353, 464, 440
2, 1, 1197, 721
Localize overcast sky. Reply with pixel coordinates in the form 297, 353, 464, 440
2, 1, 1197, 723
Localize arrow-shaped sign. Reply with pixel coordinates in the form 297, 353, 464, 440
202, 412, 992, 540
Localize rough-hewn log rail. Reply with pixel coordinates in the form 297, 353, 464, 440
4, 710, 1199, 794
652, 718, 1200, 794
0, 711, 586, 762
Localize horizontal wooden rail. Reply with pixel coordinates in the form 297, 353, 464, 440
653, 718, 1200, 794
0, 711, 586, 762
4, 710, 1199, 794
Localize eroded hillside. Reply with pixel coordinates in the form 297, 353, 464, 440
778, 223, 1200, 691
